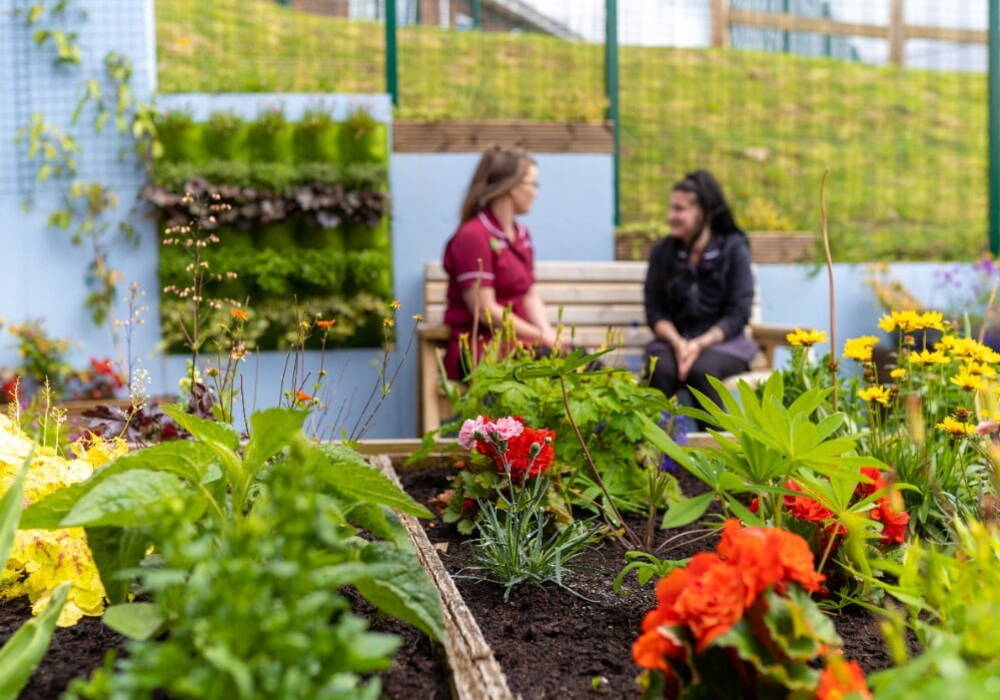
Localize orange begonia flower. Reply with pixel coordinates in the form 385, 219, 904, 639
817, 655, 871, 700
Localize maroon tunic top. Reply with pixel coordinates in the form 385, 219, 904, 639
441, 210, 536, 380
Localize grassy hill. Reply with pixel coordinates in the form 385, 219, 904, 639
156, 0, 988, 262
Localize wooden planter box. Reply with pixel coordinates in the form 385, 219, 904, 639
616, 230, 818, 264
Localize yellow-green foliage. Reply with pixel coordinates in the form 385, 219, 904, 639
0, 415, 125, 626
157, 0, 986, 261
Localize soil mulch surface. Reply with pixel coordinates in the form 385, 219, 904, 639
0, 596, 125, 699
350, 590, 452, 699
402, 465, 902, 699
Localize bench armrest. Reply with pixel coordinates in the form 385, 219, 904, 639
749, 323, 799, 369
417, 323, 450, 343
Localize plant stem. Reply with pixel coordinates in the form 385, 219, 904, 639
558, 375, 641, 549
820, 171, 838, 412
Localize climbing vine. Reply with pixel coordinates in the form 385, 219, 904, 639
13, 0, 159, 327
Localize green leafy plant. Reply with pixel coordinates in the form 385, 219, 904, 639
471, 474, 595, 601
60, 427, 443, 699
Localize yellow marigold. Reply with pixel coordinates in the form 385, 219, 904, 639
915, 311, 948, 331
889, 368, 907, 380
907, 350, 948, 366
844, 336, 880, 362
941, 337, 1000, 364
950, 371, 988, 392
858, 385, 891, 406
936, 416, 977, 436
786, 328, 828, 347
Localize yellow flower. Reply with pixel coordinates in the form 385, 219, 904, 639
916, 311, 948, 331
939, 337, 1000, 364
390, 300, 401, 310
843, 336, 880, 362
382, 317, 395, 327
229, 308, 249, 322
786, 328, 828, 347
889, 368, 907, 380
878, 310, 921, 333
963, 362, 997, 379
950, 371, 987, 392
858, 385, 891, 406
936, 416, 977, 436
412, 314, 425, 322
907, 350, 948, 366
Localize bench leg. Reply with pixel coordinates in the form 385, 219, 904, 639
418, 338, 442, 435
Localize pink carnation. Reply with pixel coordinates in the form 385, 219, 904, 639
490, 416, 524, 441
458, 416, 488, 450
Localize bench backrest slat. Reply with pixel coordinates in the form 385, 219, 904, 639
423, 260, 762, 352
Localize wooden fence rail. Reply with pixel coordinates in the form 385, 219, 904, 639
711, 0, 987, 67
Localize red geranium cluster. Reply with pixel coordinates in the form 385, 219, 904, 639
460, 415, 556, 481
749, 466, 909, 547
633, 519, 825, 671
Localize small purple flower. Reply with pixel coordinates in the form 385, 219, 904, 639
658, 410, 690, 472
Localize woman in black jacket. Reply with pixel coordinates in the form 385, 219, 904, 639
643, 170, 757, 409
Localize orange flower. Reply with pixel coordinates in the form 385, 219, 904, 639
230, 308, 249, 322
316, 319, 336, 329
769, 527, 826, 592
816, 655, 871, 700
632, 627, 684, 673
390, 299, 401, 310
668, 552, 746, 651
718, 520, 824, 597
294, 390, 313, 403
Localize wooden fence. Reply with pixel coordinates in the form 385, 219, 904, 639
710, 0, 987, 67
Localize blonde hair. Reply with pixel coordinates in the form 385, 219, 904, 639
459, 145, 536, 224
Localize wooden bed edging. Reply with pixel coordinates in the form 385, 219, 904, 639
370, 455, 517, 700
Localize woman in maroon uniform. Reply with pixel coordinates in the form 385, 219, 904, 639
442, 145, 563, 380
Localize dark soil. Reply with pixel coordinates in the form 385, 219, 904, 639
0, 596, 124, 699
401, 464, 906, 698
349, 590, 452, 699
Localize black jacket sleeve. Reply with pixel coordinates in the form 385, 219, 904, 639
715, 236, 754, 340
644, 238, 672, 330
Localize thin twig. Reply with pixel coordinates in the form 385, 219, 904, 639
820, 170, 838, 411
558, 375, 641, 549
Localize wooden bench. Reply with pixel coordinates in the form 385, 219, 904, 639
417, 261, 798, 434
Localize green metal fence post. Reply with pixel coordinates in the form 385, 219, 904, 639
991, 0, 1000, 254
385, 0, 398, 108
782, 0, 791, 54
605, 0, 620, 227
471, 0, 481, 28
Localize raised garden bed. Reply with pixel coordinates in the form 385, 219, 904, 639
386, 450, 907, 699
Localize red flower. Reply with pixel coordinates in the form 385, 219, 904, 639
817, 655, 871, 700
1, 376, 19, 403
854, 467, 887, 500
474, 417, 555, 481
784, 480, 834, 522
89, 357, 125, 389
871, 499, 909, 545
461, 498, 475, 511
748, 497, 760, 513
294, 390, 313, 403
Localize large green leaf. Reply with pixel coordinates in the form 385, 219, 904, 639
161, 406, 244, 499
243, 408, 308, 478
61, 470, 192, 528
0, 582, 69, 700
160, 404, 238, 451
102, 602, 164, 641
660, 492, 714, 529
0, 455, 30, 569
85, 526, 151, 605
345, 503, 412, 549
354, 542, 444, 642
22, 441, 219, 530
318, 453, 432, 519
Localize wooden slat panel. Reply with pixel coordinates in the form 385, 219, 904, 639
425, 281, 644, 306
728, 8, 890, 39
425, 303, 644, 326
394, 121, 614, 154
425, 260, 648, 282
904, 25, 987, 44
